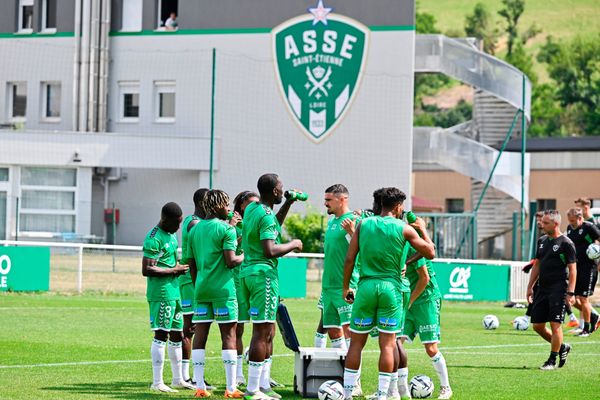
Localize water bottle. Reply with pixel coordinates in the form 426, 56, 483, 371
406, 211, 417, 224
284, 190, 308, 201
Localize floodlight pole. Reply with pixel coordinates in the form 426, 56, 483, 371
520, 75, 527, 261
209, 48, 216, 189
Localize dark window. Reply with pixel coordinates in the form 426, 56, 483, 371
45, 83, 61, 118
536, 199, 557, 212
123, 93, 139, 118
160, 0, 178, 26
45, 0, 57, 29
11, 83, 27, 118
21, 4, 34, 30
446, 198, 464, 213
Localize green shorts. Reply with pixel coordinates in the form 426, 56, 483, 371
179, 282, 195, 315
240, 270, 279, 323
235, 275, 249, 323
317, 292, 323, 310
400, 298, 442, 343
148, 300, 183, 332
192, 298, 238, 324
322, 289, 353, 328
350, 279, 405, 334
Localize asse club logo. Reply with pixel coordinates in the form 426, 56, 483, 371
272, 1, 369, 143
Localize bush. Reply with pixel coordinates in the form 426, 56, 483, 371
283, 208, 326, 254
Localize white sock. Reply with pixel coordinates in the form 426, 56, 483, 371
167, 340, 182, 384
192, 349, 206, 390
580, 318, 585, 329
431, 352, 450, 387
167, 340, 183, 384
345, 338, 351, 350
378, 372, 392, 400
388, 371, 399, 397
314, 332, 327, 348
247, 360, 264, 393
398, 367, 409, 397
331, 337, 348, 351
151, 338, 166, 386
223, 349, 237, 392
182, 359, 190, 382
343, 368, 360, 398
237, 355, 245, 381
260, 357, 272, 389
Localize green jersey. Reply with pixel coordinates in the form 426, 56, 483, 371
404, 246, 441, 305
239, 202, 281, 278
179, 214, 200, 286
143, 225, 180, 301
187, 218, 238, 302
323, 212, 359, 290
358, 216, 410, 291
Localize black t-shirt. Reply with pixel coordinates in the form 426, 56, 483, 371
585, 216, 600, 231
535, 235, 576, 289
567, 221, 600, 267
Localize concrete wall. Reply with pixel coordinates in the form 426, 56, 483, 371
413, 171, 472, 211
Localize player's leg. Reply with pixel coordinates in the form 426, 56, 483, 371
375, 282, 403, 400
323, 290, 347, 351
314, 293, 328, 348
148, 301, 177, 393
588, 270, 600, 332
180, 283, 195, 383
216, 297, 242, 398
166, 301, 194, 390
344, 332, 368, 399
577, 295, 591, 335
191, 303, 214, 396
397, 338, 410, 399
259, 323, 281, 397
237, 288, 250, 387
419, 299, 451, 399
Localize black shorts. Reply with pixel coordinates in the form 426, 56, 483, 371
575, 266, 598, 297
530, 287, 567, 324
526, 285, 538, 317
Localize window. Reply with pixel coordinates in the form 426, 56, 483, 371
536, 199, 556, 212
119, 82, 140, 121
41, 82, 61, 121
42, 0, 57, 32
121, 0, 143, 32
18, 0, 34, 33
154, 81, 175, 121
158, 0, 179, 28
20, 167, 77, 233
446, 198, 464, 213
0, 168, 8, 182
7, 82, 27, 121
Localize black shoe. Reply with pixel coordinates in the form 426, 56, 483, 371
185, 378, 196, 385
204, 380, 216, 390
590, 313, 599, 333
540, 359, 556, 370
558, 343, 571, 368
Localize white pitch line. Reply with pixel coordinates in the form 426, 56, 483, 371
1, 341, 599, 370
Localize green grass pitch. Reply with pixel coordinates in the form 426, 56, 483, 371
1, 293, 599, 399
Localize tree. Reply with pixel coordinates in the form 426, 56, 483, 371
464, 3, 499, 54
416, 11, 440, 34
498, 0, 540, 56
537, 35, 600, 135
283, 209, 326, 253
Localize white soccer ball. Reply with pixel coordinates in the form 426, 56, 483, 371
318, 380, 344, 400
512, 316, 529, 331
586, 243, 600, 260
409, 375, 434, 399
482, 314, 500, 330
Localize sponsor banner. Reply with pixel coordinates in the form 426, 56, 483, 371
0, 246, 50, 292
432, 261, 510, 302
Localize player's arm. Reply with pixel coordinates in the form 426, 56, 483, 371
343, 222, 361, 303
565, 241, 577, 303
566, 262, 576, 299
406, 252, 424, 266
409, 264, 430, 308
142, 257, 188, 277
526, 260, 539, 304
403, 220, 435, 260
261, 239, 302, 258
276, 197, 296, 226
224, 250, 244, 269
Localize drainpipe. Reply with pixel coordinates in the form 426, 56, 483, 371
72, 0, 82, 131
78, 0, 91, 131
98, 0, 111, 132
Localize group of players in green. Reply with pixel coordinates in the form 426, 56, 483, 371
141, 173, 452, 400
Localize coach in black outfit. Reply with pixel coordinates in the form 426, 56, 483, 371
566, 207, 600, 336
527, 210, 577, 370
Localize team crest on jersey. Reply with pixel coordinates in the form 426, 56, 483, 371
553, 244, 559, 252
579, 229, 583, 234
272, 1, 370, 143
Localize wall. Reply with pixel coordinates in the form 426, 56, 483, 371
413, 170, 472, 211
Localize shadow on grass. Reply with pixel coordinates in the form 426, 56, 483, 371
452, 364, 533, 371
41, 381, 303, 399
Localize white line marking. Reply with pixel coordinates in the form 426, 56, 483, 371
1, 341, 598, 370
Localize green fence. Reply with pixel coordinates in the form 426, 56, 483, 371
278, 257, 308, 298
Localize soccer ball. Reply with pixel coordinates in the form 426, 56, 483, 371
482, 314, 500, 330
512, 316, 529, 331
318, 380, 344, 400
586, 243, 600, 260
409, 375, 434, 399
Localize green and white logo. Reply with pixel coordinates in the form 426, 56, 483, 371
272, 1, 369, 142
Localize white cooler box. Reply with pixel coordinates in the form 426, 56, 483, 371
293, 347, 346, 398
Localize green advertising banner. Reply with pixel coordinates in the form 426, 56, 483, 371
432, 261, 510, 302
278, 257, 307, 298
0, 246, 50, 292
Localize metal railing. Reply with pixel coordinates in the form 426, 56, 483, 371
418, 213, 477, 259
